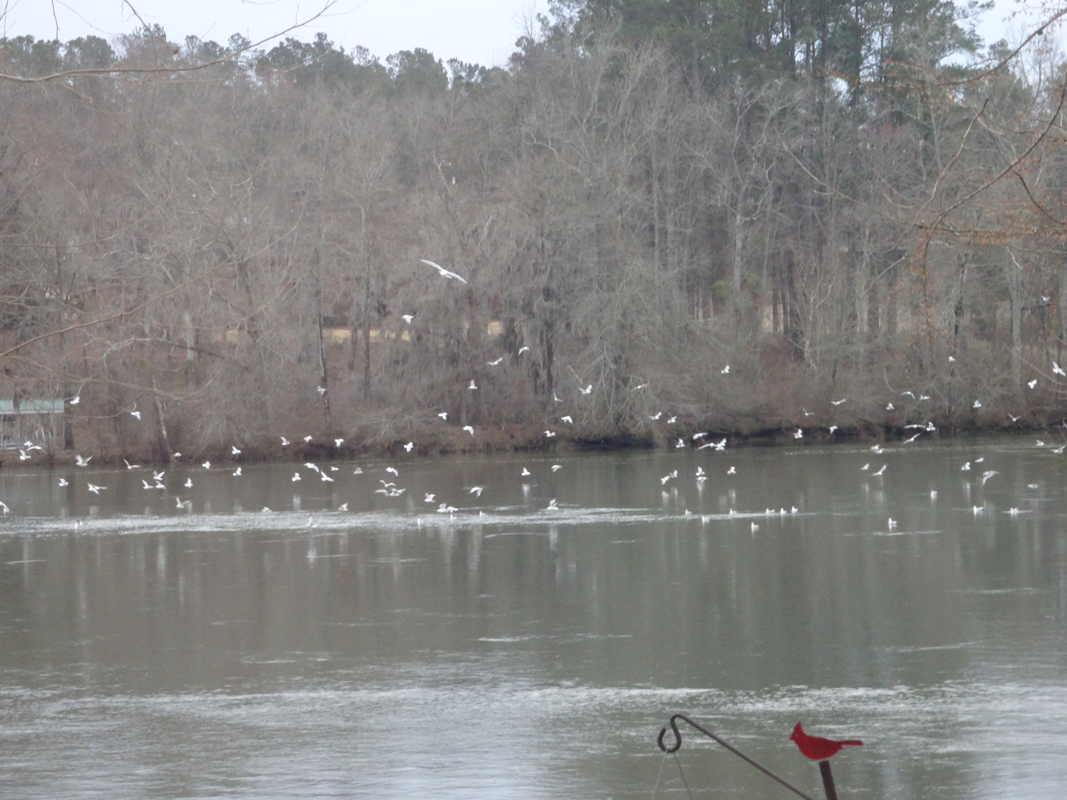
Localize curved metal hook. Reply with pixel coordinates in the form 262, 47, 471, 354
655, 713, 819, 800
657, 714, 684, 753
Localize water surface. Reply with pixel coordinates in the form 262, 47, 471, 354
1, 438, 1066, 798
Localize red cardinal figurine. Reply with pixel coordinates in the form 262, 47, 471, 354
790, 722, 863, 760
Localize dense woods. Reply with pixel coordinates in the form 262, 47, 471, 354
3, 1, 1067, 460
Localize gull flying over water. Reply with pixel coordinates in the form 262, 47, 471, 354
419, 258, 469, 284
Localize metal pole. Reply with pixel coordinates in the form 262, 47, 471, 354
818, 759, 838, 800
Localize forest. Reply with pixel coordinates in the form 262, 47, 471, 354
2, 0, 1067, 462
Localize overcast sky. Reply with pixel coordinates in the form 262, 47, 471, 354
0, 0, 551, 67
0, 0, 1055, 69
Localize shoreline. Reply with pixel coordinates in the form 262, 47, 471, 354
0, 418, 1046, 471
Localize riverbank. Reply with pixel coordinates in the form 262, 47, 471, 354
0, 413, 1049, 471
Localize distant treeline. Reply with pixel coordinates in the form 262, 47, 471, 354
1, 0, 1066, 459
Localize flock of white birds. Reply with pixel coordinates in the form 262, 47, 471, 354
4, 262, 1065, 527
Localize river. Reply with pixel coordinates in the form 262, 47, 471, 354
1, 437, 1066, 798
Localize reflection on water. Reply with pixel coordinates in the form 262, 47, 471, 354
1, 439, 1067, 798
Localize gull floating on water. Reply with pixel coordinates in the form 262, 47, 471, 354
419, 258, 469, 284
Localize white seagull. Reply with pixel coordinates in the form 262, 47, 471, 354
404, 442, 414, 452
469, 380, 477, 390
463, 425, 475, 435
487, 357, 503, 366
419, 258, 469, 284
75, 454, 92, 467
87, 483, 105, 494
1055, 361, 1067, 377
